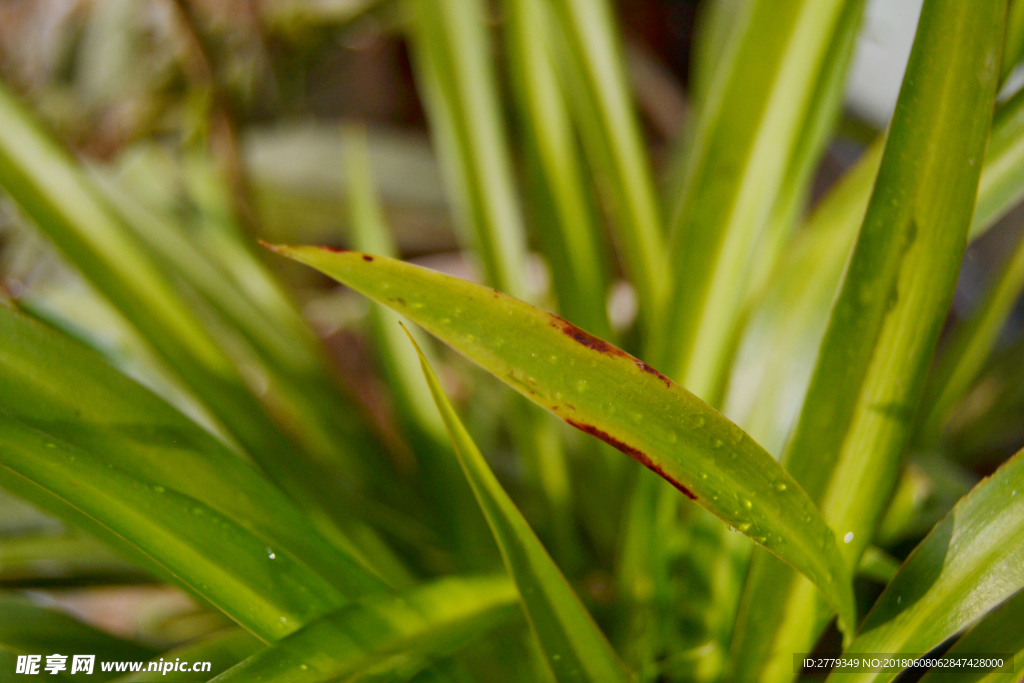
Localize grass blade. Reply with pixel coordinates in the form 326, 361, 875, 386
0, 81, 352, 537
546, 0, 669, 335
341, 125, 494, 570
725, 83, 1024, 460
264, 245, 858, 640
0, 532, 145, 586
504, 0, 612, 341
208, 575, 518, 683
729, 0, 1005, 677
660, 0, 865, 396
405, 0, 528, 300
0, 414, 347, 642
0, 306, 385, 604
831, 448, 1024, 683
917, 224, 1024, 440
408, 327, 629, 682
916, 588, 1024, 683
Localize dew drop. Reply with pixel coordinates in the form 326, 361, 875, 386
700, 472, 708, 480
738, 522, 751, 532
300, 665, 309, 671
267, 548, 276, 559
742, 499, 753, 510
844, 532, 854, 544
576, 380, 588, 392
775, 482, 787, 492
713, 439, 723, 449
897, 596, 902, 605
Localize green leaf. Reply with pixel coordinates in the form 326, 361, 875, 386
0, 305, 384, 600
408, 326, 628, 682
88, 163, 384, 497
263, 244, 858, 642
0, 593, 157, 681
341, 124, 494, 570
208, 575, 518, 683
0, 81, 351, 538
725, 82, 1024, 461
916, 588, 1024, 683
0, 413, 350, 643
0, 532, 146, 585
111, 629, 263, 682
503, 0, 613, 341
545, 0, 669, 334
660, 0, 866, 397
830, 448, 1024, 683
405, 0, 529, 300
729, 0, 1004, 678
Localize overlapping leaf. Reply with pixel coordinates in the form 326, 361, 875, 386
830, 448, 1024, 683
410, 330, 629, 681
264, 244, 858, 640
209, 575, 517, 683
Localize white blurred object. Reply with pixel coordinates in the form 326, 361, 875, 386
844, 0, 924, 127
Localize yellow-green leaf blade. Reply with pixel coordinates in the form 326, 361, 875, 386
209, 575, 518, 683
829, 448, 1024, 683
916, 588, 1024, 683
409, 328, 628, 682
265, 244, 857, 641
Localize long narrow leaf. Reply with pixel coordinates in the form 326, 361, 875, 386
0, 81, 348, 536
660, 0, 865, 397
729, 1, 1005, 679
263, 244, 858, 640
341, 125, 493, 570
409, 328, 628, 682
405, 0, 528, 299
916, 588, 1024, 683
0, 306, 384, 599
504, 0, 612, 341
829, 448, 1024, 683
546, 0, 669, 335
208, 575, 518, 683
0, 415, 345, 642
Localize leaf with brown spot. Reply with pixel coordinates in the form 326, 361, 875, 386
263, 244, 858, 641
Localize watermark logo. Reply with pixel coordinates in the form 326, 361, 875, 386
14, 654, 209, 675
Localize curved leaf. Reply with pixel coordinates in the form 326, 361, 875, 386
209, 575, 517, 683
263, 244, 857, 641
546, 0, 669, 332
829, 448, 1024, 683
0, 414, 346, 642
729, 0, 1005, 677
0, 306, 384, 599
409, 329, 628, 682
916, 588, 1024, 683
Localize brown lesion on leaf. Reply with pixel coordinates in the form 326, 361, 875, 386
389, 297, 407, 306
362, 254, 374, 262
635, 360, 672, 388
548, 314, 627, 357
318, 245, 349, 253
565, 418, 697, 500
